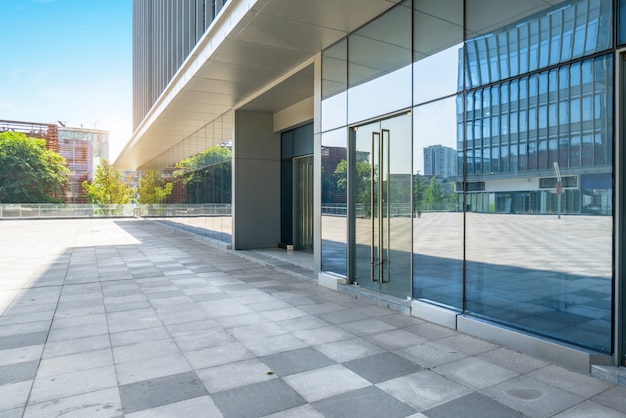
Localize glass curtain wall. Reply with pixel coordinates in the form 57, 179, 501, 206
412, 0, 464, 309
139, 112, 233, 244
320, 0, 615, 353
464, 0, 613, 353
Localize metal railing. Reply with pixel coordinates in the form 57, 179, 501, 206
0, 203, 232, 219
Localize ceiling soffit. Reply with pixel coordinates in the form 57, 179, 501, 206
116, 0, 401, 170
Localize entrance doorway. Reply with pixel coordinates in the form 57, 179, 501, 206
350, 113, 412, 298
281, 123, 314, 253
294, 155, 314, 252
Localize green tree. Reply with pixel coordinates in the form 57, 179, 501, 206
0, 131, 70, 203
413, 173, 425, 216
334, 159, 373, 217
137, 170, 173, 204
174, 146, 232, 204
82, 160, 134, 204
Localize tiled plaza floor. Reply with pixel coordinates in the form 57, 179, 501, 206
1, 218, 626, 417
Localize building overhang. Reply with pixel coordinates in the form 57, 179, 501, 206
114, 0, 403, 170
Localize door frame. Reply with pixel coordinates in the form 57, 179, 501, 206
347, 110, 413, 299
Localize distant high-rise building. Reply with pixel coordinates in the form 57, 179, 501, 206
423, 145, 457, 179
0, 119, 109, 203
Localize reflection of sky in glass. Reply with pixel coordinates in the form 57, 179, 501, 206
413, 97, 457, 175
321, 128, 346, 148
413, 43, 462, 105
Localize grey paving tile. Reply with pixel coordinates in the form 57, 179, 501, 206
591, 386, 626, 414
437, 333, 499, 355
47, 320, 110, 342
230, 322, 288, 341
104, 299, 152, 313
396, 341, 469, 368
422, 392, 525, 418
481, 375, 584, 418
54, 302, 105, 318
212, 378, 306, 418
315, 337, 386, 363
29, 365, 118, 404
0, 360, 39, 385
37, 348, 114, 377
184, 342, 255, 369
259, 347, 336, 377
0, 380, 32, 411
50, 313, 107, 330
115, 352, 192, 385
214, 313, 268, 328
166, 318, 221, 336
377, 313, 425, 328
294, 325, 355, 346
174, 328, 236, 351
311, 385, 416, 418
261, 404, 324, 418
0, 320, 52, 337
0, 345, 44, 367
107, 315, 163, 334
188, 292, 230, 302
259, 307, 309, 322
241, 332, 309, 356
23, 387, 123, 418
42, 334, 111, 359
0, 331, 48, 350
528, 365, 613, 398
0, 305, 56, 323
364, 329, 429, 351
119, 371, 208, 415
110, 326, 171, 347
197, 358, 277, 393
113, 339, 181, 363
283, 364, 371, 402
552, 400, 626, 417
404, 322, 458, 340
432, 357, 519, 391
377, 370, 471, 411
124, 395, 223, 418
0, 407, 24, 418
318, 309, 367, 325
300, 302, 346, 315
343, 352, 422, 384
338, 319, 396, 336
276, 316, 329, 332
477, 347, 550, 374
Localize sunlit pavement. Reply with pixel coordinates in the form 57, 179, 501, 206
1, 218, 625, 417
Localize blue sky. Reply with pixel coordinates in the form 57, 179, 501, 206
0, 0, 132, 160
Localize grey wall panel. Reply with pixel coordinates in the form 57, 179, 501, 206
233, 110, 281, 249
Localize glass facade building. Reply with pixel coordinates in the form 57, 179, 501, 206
120, 0, 626, 372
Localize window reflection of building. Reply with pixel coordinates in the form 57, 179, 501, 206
460, 0, 612, 216
424, 145, 457, 179
58, 128, 109, 203
0, 120, 108, 203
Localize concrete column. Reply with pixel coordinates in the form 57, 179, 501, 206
232, 110, 281, 249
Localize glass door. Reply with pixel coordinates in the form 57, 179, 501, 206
294, 155, 314, 253
351, 113, 412, 298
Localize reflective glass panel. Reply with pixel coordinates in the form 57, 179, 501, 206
413, 0, 463, 104
462, 50, 614, 353
347, 1, 412, 123
465, 0, 612, 89
413, 98, 463, 308
322, 39, 347, 132
321, 128, 348, 275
